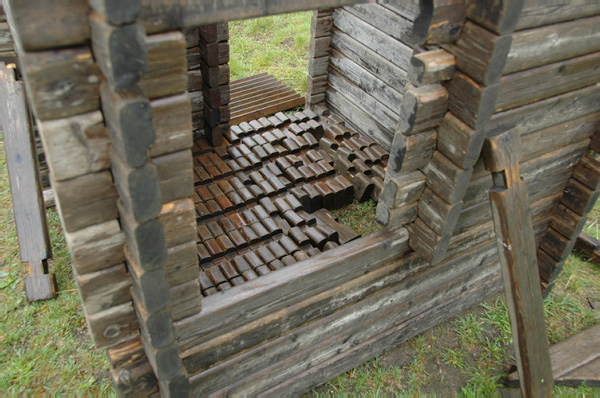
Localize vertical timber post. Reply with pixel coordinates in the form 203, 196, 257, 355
483, 130, 553, 397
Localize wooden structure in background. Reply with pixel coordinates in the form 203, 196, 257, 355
3, 0, 600, 395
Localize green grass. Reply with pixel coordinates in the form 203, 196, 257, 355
229, 13, 312, 95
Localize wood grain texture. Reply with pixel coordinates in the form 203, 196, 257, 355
0, 64, 51, 265
75, 263, 132, 315
19, 47, 100, 120
408, 49, 456, 85
447, 72, 499, 130
158, 199, 197, 249
413, 0, 466, 45
86, 301, 140, 350
37, 111, 109, 182
150, 94, 193, 158
436, 112, 486, 169
4, 0, 90, 51
425, 151, 473, 205
504, 14, 600, 74
516, 0, 600, 31
176, 228, 410, 350
139, 31, 188, 100
397, 83, 448, 135
467, 0, 523, 35
53, 171, 118, 233
387, 129, 436, 177
90, 13, 147, 91
89, 0, 141, 26
153, 150, 194, 204
345, 4, 414, 46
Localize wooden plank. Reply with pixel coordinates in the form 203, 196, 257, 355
230, 72, 270, 89
139, 31, 188, 100
485, 130, 554, 397
325, 86, 393, 150
466, 0, 524, 35
154, 150, 194, 204
497, 51, 600, 112
0, 63, 54, 300
330, 28, 409, 91
516, 1, 600, 31
89, 0, 141, 26
504, 14, 600, 75
447, 71, 499, 130
149, 94, 193, 158
74, 263, 132, 315
175, 228, 410, 350
397, 83, 448, 135
486, 83, 600, 138
53, 170, 118, 232
520, 139, 589, 183
86, 302, 140, 350
345, 4, 414, 46
379, 0, 420, 22
387, 129, 436, 177
90, 13, 147, 90
204, 250, 501, 395
413, 0, 466, 45
158, 199, 197, 249
18, 47, 100, 121
436, 112, 486, 169
37, 112, 109, 182
189, 243, 499, 393
4, 0, 90, 51
425, 151, 473, 205
139, 0, 370, 33
332, 8, 412, 71
329, 49, 403, 115
230, 95, 304, 126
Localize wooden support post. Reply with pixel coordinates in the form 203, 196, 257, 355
483, 130, 553, 397
0, 63, 55, 301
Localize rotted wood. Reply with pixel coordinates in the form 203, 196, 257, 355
413, 0, 466, 45
397, 84, 448, 135
90, 12, 147, 90
408, 49, 455, 85
483, 130, 554, 397
0, 63, 54, 301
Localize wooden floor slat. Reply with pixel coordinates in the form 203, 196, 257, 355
229, 73, 305, 124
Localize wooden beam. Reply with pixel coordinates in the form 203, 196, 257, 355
0, 63, 54, 301
483, 130, 554, 397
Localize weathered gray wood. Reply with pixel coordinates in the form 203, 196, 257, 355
118, 200, 167, 271
573, 154, 600, 191
326, 87, 393, 149
132, 295, 174, 346
89, 0, 141, 26
330, 28, 409, 91
153, 150, 194, 204
329, 49, 403, 116
520, 139, 589, 183
333, 8, 413, 71
381, 170, 426, 208
447, 21, 512, 86
387, 129, 436, 177
486, 83, 600, 138
139, 32, 188, 100
110, 358, 158, 397
520, 113, 599, 162
425, 151, 474, 205
436, 112, 486, 169
90, 13, 147, 90
447, 72, 499, 130
417, 187, 464, 237
18, 47, 101, 120
345, 4, 414, 45
86, 301, 140, 350
467, 0, 524, 35
504, 14, 600, 74
111, 150, 163, 223
139, 0, 370, 33
188, 243, 499, 393
409, 217, 452, 264
413, 0, 466, 45
37, 111, 109, 182
408, 49, 456, 85
101, 83, 155, 168
397, 83, 448, 135
376, 201, 418, 226
149, 94, 193, 158
176, 228, 410, 350
379, 0, 420, 22
53, 171, 118, 233
497, 51, 600, 112
201, 246, 501, 395
327, 67, 398, 133
485, 130, 554, 397
64, 219, 126, 275
4, 0, 90, 51
164, 241, 199, 288
0, 64, 52, 287
453, 200, 492, 235
74, 263, 131, 315
516, 0, 600, 31
158, 199, 196, 249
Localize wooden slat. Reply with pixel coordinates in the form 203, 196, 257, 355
516, 1, 600, 31
344, 4, 414, 46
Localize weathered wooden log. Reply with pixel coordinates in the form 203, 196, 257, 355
376, 201, 418, 227
101, 83, 155, 168
381, 170, 426, 209
90, 13, 147, 90
387, 130, 436, 178
418, 188, 464, 237
425, 151, 473, 205
467, 0, 524, 35
408, 49, 456, 85
397, 84, 448, 135
89, 0, 141, 26
436, 112, 485, 169
413, 0, 466, 45
74, 263, 131, 315
447, 72, 499, 130
86, 302, 140, 350
139, 32, 187, 100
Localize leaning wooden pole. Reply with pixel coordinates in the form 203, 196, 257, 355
483, 130, 553, 397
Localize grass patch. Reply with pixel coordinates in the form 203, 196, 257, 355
332, 200, 384, 236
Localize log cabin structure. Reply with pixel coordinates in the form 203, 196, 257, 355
2, 0, 600, 395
